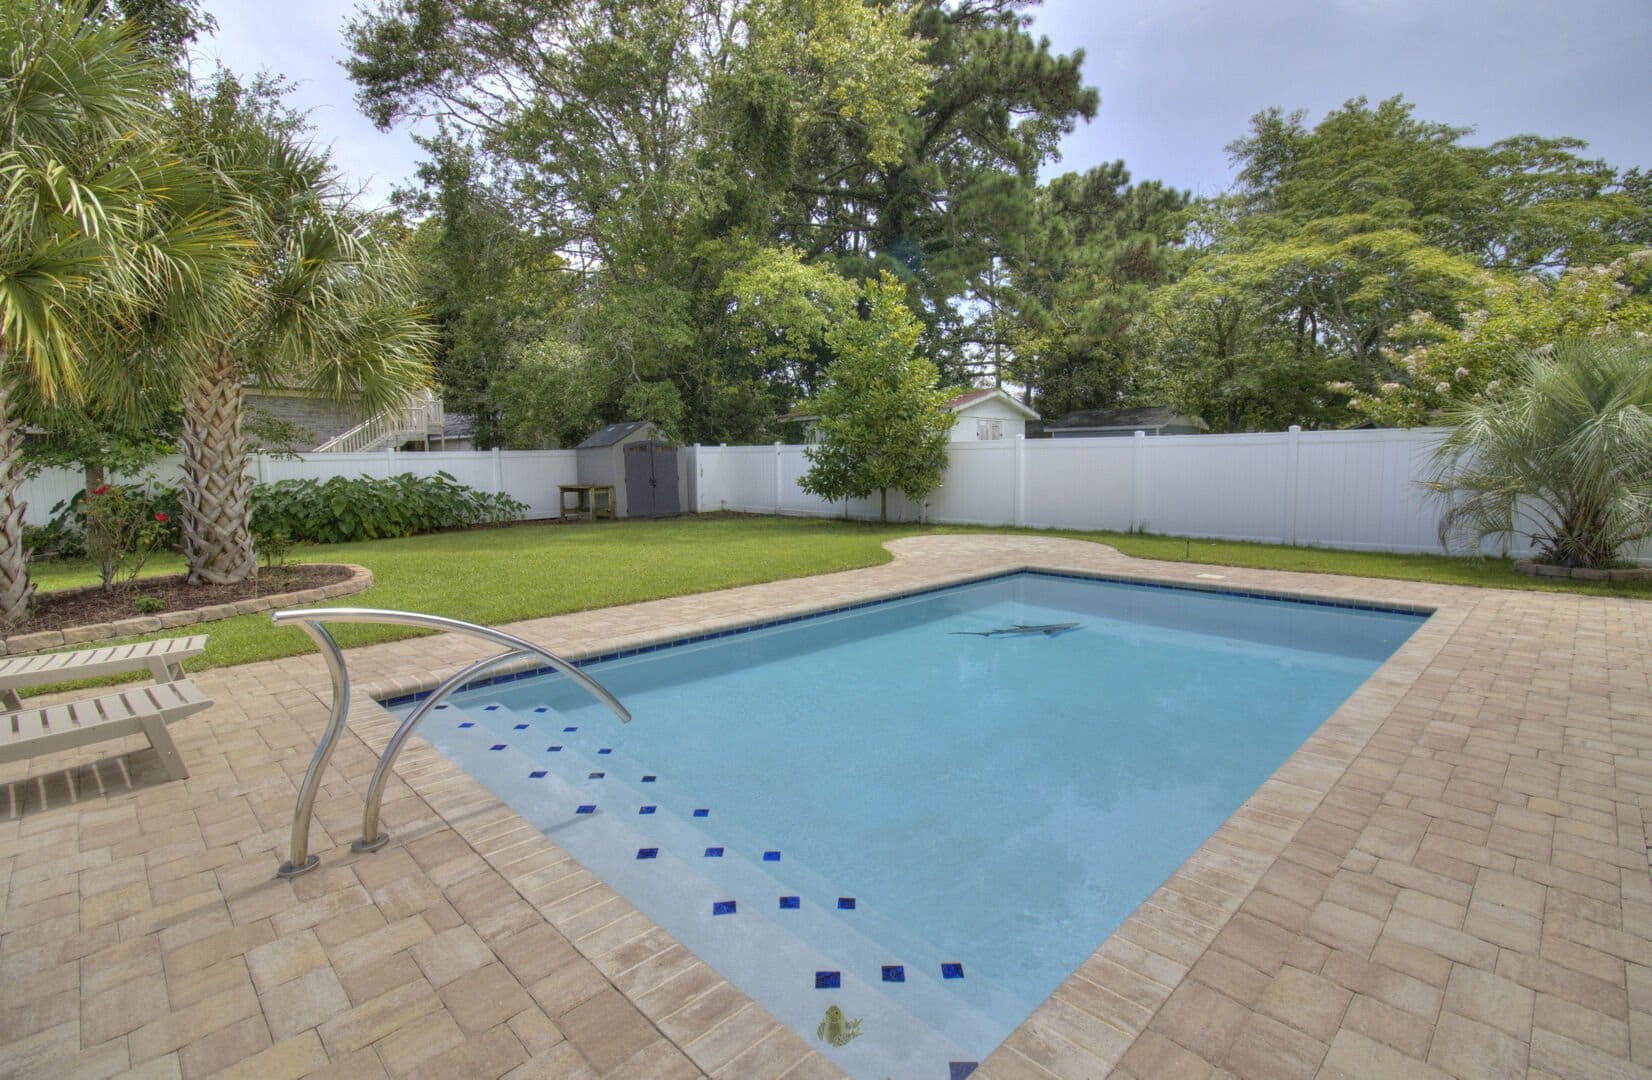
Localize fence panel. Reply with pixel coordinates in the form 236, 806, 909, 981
925, 442, 1016, 525
1022, 438, 1134, 531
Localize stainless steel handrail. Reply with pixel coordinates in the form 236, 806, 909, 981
272, 607, 630, 878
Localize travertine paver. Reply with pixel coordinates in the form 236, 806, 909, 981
2, 533, 1650, 1078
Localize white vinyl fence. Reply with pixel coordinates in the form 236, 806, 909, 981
690, 427, 1602, 559
17, 448, 579, 525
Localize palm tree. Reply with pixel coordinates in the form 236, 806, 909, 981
1430, 336, 1652, 568
173, 78, 433, 584
0, 6, 242, 620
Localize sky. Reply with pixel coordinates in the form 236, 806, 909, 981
198, 0, 1652, 208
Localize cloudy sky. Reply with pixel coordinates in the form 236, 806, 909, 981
198, 0, 1652, 208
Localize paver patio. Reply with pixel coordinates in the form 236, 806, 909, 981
2, 533, 1649, 1078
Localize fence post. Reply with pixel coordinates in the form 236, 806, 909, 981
1129, 430, 1147, 532
772, 442, 783, 514
384, 446, 396, 479
1283, 424, 1302, 546
491, 447, 504, 496
1013, 435, 1027, 527
254, 452, 267, 485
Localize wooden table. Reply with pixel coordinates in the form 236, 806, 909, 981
559, 484, 615, 521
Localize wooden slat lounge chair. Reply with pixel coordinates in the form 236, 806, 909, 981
0, 634, 207, 710
0, 680, 210, 780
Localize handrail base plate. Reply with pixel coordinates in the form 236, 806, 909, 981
352, 833, 391, 854
277, 854, 320, 879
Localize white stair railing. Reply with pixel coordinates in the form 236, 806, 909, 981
313, 389, 445, 453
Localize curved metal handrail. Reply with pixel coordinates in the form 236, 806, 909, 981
272, 607, 630, 878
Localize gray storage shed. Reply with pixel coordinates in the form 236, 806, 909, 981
574, 421, 686, 518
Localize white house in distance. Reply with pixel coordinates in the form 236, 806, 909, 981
780, 387, 1039, 444
942, 388, 1040, 441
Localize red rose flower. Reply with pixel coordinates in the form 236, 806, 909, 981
154, 512, 168, 522
92, 484, 110, 495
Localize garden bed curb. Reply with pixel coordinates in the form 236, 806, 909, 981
1, 564, 373, 656
1513, 559, 1652, 583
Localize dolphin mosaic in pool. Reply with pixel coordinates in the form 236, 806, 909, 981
392, 570, 1425, 1077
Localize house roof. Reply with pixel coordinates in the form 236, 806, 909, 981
1046, 406, 1207, 432
943, 387, 1041, 420
576, 420, 654, 449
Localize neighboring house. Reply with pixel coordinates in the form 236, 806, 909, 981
778, 388, 1040, 445
1042, 405, 1208, 438
942, 388, 1039, 442
244, 386, 456, 452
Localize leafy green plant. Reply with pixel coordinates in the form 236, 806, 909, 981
132, 595, 165, 614
253, 524, 295, 572
249, 471, 526, 545
1430, 336, 1652, 568
81, 484, 176, 591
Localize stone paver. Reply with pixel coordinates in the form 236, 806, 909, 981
2, 533, 1650, 1078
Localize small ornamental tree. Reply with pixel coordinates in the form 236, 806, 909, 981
799, 274, 953, 523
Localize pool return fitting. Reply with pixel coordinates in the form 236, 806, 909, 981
272, 608, 630, 878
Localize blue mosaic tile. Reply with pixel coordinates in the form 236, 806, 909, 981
636, 848, 658, 860
458, 722, 475, 728
692, 809, 709, 818
546, 745, 562, 752
513, 723, 528, 730
881, 965, 905, 983
837, 897, 856, 910
704, 847, 724, 858
563, 726, 578, 733
641, 775, 656, 783
434, 704, 449, 710
597, 748, 612, 755
763, 851, 781, 862
814, 971, 840, 989
950, 1064, 979, 1080
575, 804, 596, 815
779, 896, 800, 910
941, 962, 964, 979
489, 744, 507, 751
484, 705, 499, 711
587, 772, 605, 779
534, 706, 549, 712
638, 806, 656, 815
712, 900, 737, 916
529, 770, 546, 779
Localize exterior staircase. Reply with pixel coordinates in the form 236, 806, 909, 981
312, 389, 446, 452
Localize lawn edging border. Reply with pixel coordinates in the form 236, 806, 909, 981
2, 563, 373, 655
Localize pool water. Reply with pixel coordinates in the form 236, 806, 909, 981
401, 572, 1425, 1077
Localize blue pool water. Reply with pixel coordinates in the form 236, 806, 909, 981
399, 572, 1425, 1076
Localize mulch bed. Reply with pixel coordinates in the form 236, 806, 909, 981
15, 564, 353, 633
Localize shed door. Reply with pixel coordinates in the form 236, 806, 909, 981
623, 441, 679, 518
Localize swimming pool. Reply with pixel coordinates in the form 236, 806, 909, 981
391, 571, 1426, 1076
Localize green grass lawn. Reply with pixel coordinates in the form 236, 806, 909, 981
19, 513, 1650, 691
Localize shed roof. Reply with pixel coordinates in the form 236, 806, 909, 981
1046, 406, 1207, 432
575, 420, 654, 449
944, 387, 1040, 420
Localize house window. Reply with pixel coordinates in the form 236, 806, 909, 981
976, 419, 1004, 440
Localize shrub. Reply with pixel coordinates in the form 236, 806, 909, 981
81, 484, 176, 591
249, 472, 527, 545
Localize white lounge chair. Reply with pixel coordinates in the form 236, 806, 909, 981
0, 634, 207, 710
0, 680, 210, 780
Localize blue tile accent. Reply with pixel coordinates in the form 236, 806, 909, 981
563, 726, 578, 733
712, 900, 737, 916
950, 1064, 979, 1080
641, 775, 657, 783
881, 965, 905, 983
941, 962, 964, 979
639, 805, 656, 815
837, 897, 856, 910
704, 847, 723, 858
489, 744, 507, 751
434, 704, 448, 710
814, 971, 840, 989
597, 748, 612, 755
534, 706, 549, 712
692, 809, 709, 818
636, 847, 658, 859
484, 704, 499, 711
513, 723, 528, 730
779, 896, 800, 909
587, 771, 605, 779
458, 722, 475, 728
529, 770, 546, 779
546, 745, 562, 752
575, 804, 596, 815
763, 851, 781, 862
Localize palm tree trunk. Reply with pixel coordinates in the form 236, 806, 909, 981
0, 366, 34, 622
180, 350, 256, 584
